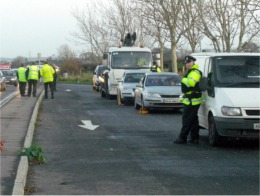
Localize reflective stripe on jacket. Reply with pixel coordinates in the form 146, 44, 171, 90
17, 67, 27, 82
28, 65, 39, 80
40, 64, 54, 83
181, 64, 203, 105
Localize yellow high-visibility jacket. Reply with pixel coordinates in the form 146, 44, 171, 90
181, 64, 204, 106
40, 64, 55, 83
27, 65, 39, 80
17, 67, 27, 82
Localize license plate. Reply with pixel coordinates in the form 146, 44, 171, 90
164, 98, 179, 103
254, 123, 260, 130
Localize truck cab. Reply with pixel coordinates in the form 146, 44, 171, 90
100, 46, 152, 99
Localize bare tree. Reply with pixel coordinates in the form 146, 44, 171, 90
196, 0, 260, 52
57, 44, 77, 61
71, 1, 111, 62
57, 44, 81, 75
181, 0, 204, 52
132, 0, 169, 70
235, 0, 260, 51
11, 56, 27, 68
158, 0, 184, 73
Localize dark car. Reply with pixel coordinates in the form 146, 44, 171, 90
92, 65, 109, 91
0, 70, 7, 91
1, 70, 18, 87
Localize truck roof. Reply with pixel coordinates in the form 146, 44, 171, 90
108, 46, 151, 53
190, 52, 260, 57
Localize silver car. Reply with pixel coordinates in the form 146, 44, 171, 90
117, 70, 149, 105
134, 72, 183, 110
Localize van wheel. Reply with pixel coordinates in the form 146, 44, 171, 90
208, 116, 220, 146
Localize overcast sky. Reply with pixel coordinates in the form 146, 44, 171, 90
0, 0, 94, 59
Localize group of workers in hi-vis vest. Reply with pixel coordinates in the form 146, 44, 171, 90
17, 61, 57, 99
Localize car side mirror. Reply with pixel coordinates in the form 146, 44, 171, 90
136, 84, 143, 88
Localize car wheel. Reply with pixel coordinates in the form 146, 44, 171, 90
134, 96, 140, 109
208, 115, 221, 146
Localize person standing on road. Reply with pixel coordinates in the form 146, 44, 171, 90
17, 63, 27, 96
25, 62, 40, 97
173, 55, 203, 144
40, 61, 55, 99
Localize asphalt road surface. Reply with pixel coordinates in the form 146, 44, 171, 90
26, 84, 259, 195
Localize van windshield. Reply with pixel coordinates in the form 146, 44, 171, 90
111, 52, 151, 69
213, 56, 260, 88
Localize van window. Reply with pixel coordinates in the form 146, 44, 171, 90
213, 56, 260, 88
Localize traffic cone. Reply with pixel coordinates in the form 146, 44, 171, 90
138, 108, 149, 114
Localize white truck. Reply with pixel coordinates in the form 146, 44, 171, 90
99, 46, 152, 99
191, 52, 260, 146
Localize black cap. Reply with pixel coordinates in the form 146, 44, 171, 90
184, 55, 196, 63
152, 61, 157, 65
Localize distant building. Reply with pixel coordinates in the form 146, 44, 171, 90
0, 63, 11, 69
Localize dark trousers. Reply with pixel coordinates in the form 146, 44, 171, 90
44, 82, 54, 98
53, 77, 57, 91
19, 81, 26, 96
179, 104, 201, 141
27, 80, 38, 96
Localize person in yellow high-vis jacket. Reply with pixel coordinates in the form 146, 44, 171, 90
40, 61, 55, 99
17, 63, 27, 96
173, 55, 203, 145
150, 61, 161, 72
25, 62, 40, 97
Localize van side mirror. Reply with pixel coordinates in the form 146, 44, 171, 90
199, 76, 208, 91
207, 72, 215, 87
207, 72, 215, 97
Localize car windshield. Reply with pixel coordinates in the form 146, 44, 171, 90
213, 56, 260, 88
111, 51, 151, 69
145, 75, 181, 86
97, 66, 108, 76
124, 73, 145, 83
2, 70, 16, 76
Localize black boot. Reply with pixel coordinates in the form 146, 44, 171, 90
173, 138, 187, 144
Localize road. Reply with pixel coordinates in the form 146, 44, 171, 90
0, 85, 19, 108
25, 84, 259, 195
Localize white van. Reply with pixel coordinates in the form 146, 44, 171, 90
190, 52, 260, 146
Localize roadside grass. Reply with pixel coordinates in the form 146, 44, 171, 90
57, 72, 92, 84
